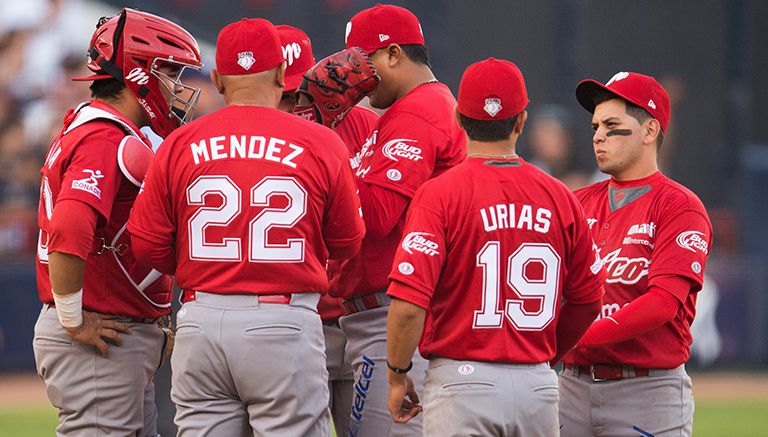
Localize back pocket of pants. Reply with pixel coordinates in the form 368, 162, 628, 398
441, 380, 496, 391
244, 324, 303, 336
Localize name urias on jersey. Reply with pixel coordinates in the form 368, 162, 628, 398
480, 203, 552, 234
190, 135, 304, 168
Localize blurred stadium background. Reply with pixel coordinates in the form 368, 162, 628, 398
0, 0, 766, 435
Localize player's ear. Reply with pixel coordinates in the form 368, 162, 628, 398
275, 61, 287, 89
210, 69, 224, 95
643, 118, 661, 147
513, 110, 528, 135
386, 44, 402, 67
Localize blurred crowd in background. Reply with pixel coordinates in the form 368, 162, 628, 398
0, 0, 765, 370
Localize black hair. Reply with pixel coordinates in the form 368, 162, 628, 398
400, 44, 430, 67
592, 90, 664, 148
89, 78, 125, 100
459, 113, 519, 142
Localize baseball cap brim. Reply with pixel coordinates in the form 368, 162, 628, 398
576, 79, 634, 114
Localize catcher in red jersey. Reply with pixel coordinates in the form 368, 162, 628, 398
385, 58, 604, 436
276, 24, 380, 436
127, 19, 364, 436
558, 72, 713, 437
332, 4, 467, 436
32, 8, 202, 436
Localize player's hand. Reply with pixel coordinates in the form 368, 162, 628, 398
387, 374, 422, 423
64, 311, 131, 358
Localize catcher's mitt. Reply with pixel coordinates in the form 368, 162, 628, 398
294, 47, 379, 128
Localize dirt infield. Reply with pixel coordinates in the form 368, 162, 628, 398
1, 370, 766, 408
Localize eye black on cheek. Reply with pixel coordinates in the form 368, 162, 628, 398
606, 129, 633, 137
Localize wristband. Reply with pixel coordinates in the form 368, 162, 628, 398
387, 360, 413, 374
52, 289, 83, 328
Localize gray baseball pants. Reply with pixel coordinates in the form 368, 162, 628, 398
340, 305, 428, 437
171, 291, 330, 437
33, 304, 165, 437
423, 358, 559, 437
324, 321, 354, 436
559, 364, 694, 437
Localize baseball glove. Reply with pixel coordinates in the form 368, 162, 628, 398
294, 47, 380, 128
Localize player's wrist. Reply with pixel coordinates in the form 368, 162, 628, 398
387, 359, 413, 374
53, 289, 84, 329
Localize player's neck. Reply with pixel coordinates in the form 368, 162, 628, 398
611, 158, 659, 181
95, 94, 148, 129
395, 65, 436, 101
467, 138, 518, 159
225, 89, 279, 107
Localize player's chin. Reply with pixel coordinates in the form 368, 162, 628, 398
368, 91, 391, 110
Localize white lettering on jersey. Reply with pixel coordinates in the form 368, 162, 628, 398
382, 138, 422, 162
676, 231, 709, 254
71, 169, 104, 198
401, 232, 439, 256
190, 136, 304, 168
627, 222, 656, 237
479, 203, 552, 234
587, 218, 598, 229
595, 302, 629, 321
601, 248, 650, 285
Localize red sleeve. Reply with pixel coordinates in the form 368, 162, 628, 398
47, 199, 98, 260
563, 193, 605, 303
127, 141, 176, 252
578, 279, 688, 347
388, 280, 430, 310
387, 186, 446, 307
552, 298, 602, 365
323, 152, 366, 260
57, 125, 125, 221
648, 201, 712, 297
131, 232, 176, 274
357, 180, 410, 240
360, 112, 441, 198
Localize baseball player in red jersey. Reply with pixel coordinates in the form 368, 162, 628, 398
332, 4, 467, 436
558, 72, 713, 437
276, 25, 380, 435
32, 8, 202, 436
127, 18, 364, 436
385, 58, 604, 436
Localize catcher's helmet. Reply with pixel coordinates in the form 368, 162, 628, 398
74, 8, 202, 137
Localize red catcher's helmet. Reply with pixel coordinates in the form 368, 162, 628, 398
74, 8, 203, 137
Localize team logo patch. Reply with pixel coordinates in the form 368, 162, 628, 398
606, 71, 630, 85
458, 364, 475, 376
601, 248, 650, 285
483, 98, 502, 117
237, 51, 255, 71
398, 262, 414, 275
382, 138, 422, 162
691, 262, 702, 274
676, 231, 709, 254
386, 168, 402, 181
282, 42, 302, 66
71, 169, 104, 199
402, 232, 439, 256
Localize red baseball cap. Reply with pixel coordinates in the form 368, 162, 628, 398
345, 4, 425, 54
215, 18, 283, 76
458, 57, 529, 120
576, 71, 670, 132
276, 25, 315, 92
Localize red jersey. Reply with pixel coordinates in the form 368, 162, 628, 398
36, 101, 172, 319
388, 157, 604, 363
127, 105, 364, 295
320, 105, 378, 320
331, 82, 466, 299
564, 171, 712, 368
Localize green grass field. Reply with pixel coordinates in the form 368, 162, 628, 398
1, 400, 767, 437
